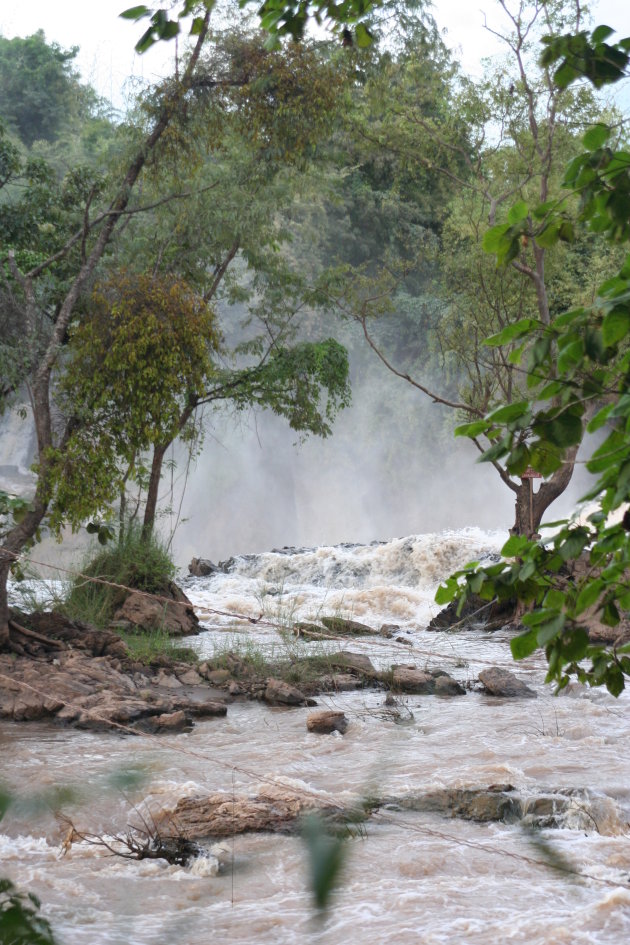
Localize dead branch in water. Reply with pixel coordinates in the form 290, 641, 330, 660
57, 809, 201, 867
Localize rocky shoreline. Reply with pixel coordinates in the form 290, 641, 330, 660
0, 589, 545, 732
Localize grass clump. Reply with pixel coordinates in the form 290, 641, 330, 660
116, 626, 198, 665
61, 526, 176, 630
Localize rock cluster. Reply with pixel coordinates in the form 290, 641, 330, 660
151, 782, 617, 842
0, 613, 226, 733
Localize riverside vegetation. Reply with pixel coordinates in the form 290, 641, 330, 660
2, 0, 630, 939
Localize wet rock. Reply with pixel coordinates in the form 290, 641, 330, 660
326, 673, 358, 692
380, 623, 400, 637
388, 666, 436, 694
395, 636, 413, 646
199, 667, 232, 685
326, 651, 377, 678
156, 790, 334, 840
434, 674, 466, 696
479, 667, 537, 699
307, 710, 348, 735
397, 786, 522, 823
264, 677, 307, 706
587, 623, 630, 646
320, 617, 374, 636
427, 595, 514, 632
112, 584, 199, 637
136, 710, 192, 734
0, 617, 230, 732
293, 621, 327, 639
188, 557, 219, 577
175, 668, 204, 686
25, 612, 128, 658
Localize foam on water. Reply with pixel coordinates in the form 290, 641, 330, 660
2, 528, 629, 943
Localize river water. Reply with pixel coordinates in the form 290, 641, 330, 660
2, 529, 629, 944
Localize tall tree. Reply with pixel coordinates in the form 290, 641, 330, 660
334, 0, 612, 536
0, 31, 97, 148
0, 13, 353, 648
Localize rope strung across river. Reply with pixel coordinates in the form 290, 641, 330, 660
0, 670, 625, 892
1, 547, 520, 670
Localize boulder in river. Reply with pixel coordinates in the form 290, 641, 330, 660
188, 557, 219, 577
307, 710, 348, 735
478, 666, 537, 699
320, 616, 374, 636
385, 665, 465, 696
264, 677, 308, 706
326, 651, 377, 678
112, 582, 199, 636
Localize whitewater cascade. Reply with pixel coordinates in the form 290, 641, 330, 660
2, 528, 629, 945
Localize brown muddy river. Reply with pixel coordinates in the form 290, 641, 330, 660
3, 529, 630, 944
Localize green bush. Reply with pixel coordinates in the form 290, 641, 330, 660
62, 526, 176, 629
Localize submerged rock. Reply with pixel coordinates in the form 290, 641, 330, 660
320, 616, 374, 636
478, 667, 537, 699
152, 782, 619, 842
395, 785, 522, 823
307, 710, 348, 735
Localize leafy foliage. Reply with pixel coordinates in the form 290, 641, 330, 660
120, 0, 382, 52
0, 31, 95, 148
48, 272, 221, 530
0, 878, 58, 945
438, 22, 630, 694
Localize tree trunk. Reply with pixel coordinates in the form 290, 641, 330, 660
142, 443, 169, 538
0, 558, 10, 648
511, 446, 579, 537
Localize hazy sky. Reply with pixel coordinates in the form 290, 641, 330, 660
1, 1, 628, 110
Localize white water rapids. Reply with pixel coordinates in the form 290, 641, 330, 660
2, 528, 629, 944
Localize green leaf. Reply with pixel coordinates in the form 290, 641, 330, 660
302, 813, 346, 913
519, 559, 537, 580
507, 200, 529, 224
435, 581, 458, 605
582, 123, 611, 150
479, 437, 510, 464
120, 5, 150, 20
482, 224, 511, 253
454, 420, 489, 438
587, 404, 613, 432
135, 26, 157, 52
534, 411, 583, 448
557, 530, 588, 561
501, 534, 531, 557
485, 318, 537, 346
535, 222, 561, 248
575, 579, 605, 615
355, 23, 373, 48
602, 308, 630, 347
592, 25, 615, 43
486, 401, 530, 424
511, 628, 538, 660
536, 614, 565, 646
